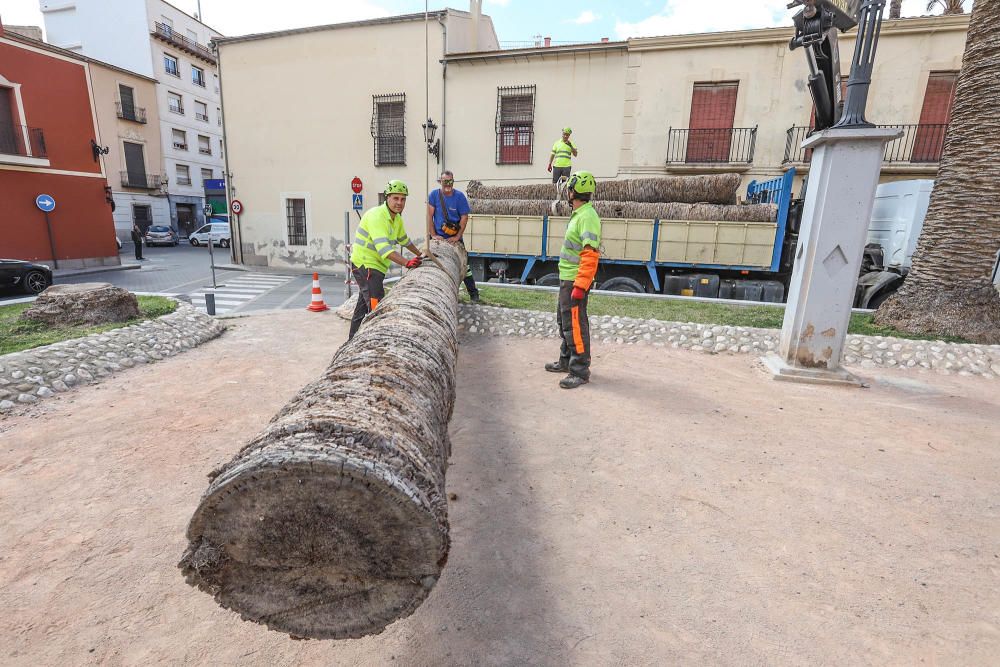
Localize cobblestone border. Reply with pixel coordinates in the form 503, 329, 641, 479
0, 301, 225, 412
457, 304, 1000, 379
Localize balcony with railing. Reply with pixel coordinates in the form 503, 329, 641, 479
665, 127, 757, 167
152, 22, 216, 64
116, 101, 148, 124
783, 124, 949, 168
0, 124, 47, 164
121, 171, 163, 190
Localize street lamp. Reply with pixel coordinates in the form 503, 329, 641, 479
422, 117, 440, 163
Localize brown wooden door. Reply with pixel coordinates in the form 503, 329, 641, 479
912, 72, 957, 162
686, 82, 738, 162
0, 87, 18, 155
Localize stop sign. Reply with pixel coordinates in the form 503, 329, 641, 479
351, 177, 363, 194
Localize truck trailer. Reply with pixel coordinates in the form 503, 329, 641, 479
465, 172, 932, 309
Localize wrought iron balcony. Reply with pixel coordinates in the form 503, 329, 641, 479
783, 124, 950, 165
121, 171, 163, 190
0, 124, 46, 158
666, 127, 757, 164
116, 101, 148, 124
152, 22, 216, 64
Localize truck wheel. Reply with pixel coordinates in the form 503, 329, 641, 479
535, 273, 560, 287
867, 290, 894, 309
597, 277, 645, 293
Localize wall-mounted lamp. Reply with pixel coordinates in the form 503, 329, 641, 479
422, 117, 440, 163
91, 138, 109, 162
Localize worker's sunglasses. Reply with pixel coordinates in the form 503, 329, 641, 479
440, 179, 454, 185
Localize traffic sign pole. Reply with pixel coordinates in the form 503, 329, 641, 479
205, 203, 218, 288
36, 194, 59, 269
43, 211, 58, 269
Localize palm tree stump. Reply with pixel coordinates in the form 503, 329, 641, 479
179, 241, 466, 639
875, 0, 1000, 344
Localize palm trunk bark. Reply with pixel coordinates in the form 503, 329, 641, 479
874, 0, 1000, 344
889, 0, 902, 19
179, 241, 466, 639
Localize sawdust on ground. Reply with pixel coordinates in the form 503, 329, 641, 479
2, 310, 998, 666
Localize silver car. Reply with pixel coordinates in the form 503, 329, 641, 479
145, 225, 179, 247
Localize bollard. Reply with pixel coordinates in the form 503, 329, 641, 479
205, 292, 216, 316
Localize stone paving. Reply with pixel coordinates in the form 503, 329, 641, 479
0, 302, 224, 412
456, 304, 1000, 379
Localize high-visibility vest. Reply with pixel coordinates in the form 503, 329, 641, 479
558, 202, 602, 281
350, 204, 411, 273
551, 139, 575, 168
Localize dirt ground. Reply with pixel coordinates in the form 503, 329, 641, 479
2, 310, 998, 666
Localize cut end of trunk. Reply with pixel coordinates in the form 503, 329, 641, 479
180, 452, 448, 640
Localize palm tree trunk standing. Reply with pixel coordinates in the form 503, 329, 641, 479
874, 0, 1000, 343
889, 0, 903, 19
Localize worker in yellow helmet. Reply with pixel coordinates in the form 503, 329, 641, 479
545, 170, 601, 388
348, 179, 423, 339
546, 126, 578, 184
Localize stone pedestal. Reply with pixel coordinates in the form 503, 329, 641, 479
765, 127, 901, 386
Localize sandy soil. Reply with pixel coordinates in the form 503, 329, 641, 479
2, 310, 998, 666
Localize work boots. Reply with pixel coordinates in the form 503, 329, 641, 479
559, 374, 589, 389
545, 360, 568, 373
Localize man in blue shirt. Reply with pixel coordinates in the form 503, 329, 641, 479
427, 170, 480, 302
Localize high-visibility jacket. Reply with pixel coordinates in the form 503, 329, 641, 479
351, 204, 411, 273
551, 139, 575, 168
558, 202, 601, 288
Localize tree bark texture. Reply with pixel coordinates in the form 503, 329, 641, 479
874, 0, 1000, 344
179, 241, 467, 639
889, 0, 902, 19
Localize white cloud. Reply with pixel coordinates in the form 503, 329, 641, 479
569, 10, 599, 25
613, 0, 966, 40
614, 1, 791, 39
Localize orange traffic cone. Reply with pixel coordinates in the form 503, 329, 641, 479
306, 272, 329, 312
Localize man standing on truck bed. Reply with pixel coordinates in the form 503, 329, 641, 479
545, 170, 601, 389
547, 127, 578, 184
427, 170, 480, 302
348, 179, 423, 340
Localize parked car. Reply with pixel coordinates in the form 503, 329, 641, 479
188, 222, 231, 248
0, 259, 54, 295
145, 225, 179, 247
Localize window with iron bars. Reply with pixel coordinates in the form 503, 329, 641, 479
496, 85, 536, 165
371, 93, 405, 166
286, 198, 307, 246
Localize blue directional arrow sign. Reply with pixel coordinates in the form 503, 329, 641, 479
352, 193, 363, 211
36, 193, 56, 212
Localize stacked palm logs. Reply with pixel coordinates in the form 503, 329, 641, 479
467, 173, 742, 205
467, 174, 777, 222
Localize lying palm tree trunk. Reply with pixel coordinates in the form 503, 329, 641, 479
179, 241, 466, 640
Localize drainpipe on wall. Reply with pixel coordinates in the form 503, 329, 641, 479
214, 39, 241, 264
438, 14, 448, 169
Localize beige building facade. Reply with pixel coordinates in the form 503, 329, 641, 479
218, 10, 968, 270
87, 59, 168, 237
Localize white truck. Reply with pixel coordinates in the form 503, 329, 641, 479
855, 179, 933, 309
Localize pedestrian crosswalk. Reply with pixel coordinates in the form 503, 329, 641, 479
188, 273, 294, 314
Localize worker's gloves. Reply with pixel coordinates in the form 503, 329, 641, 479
405, 257, 423, 269
571, 286, 586, 301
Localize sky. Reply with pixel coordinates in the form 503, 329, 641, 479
0, 0, 962, 43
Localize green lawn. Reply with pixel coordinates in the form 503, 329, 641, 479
0, 296, 177, 355
461, 286, 965, 343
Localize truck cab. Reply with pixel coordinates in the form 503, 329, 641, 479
855, 179, 933, 309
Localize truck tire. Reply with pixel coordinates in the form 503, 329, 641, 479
535, 272, 560, 287
867, 289, 894, 309
597, 276, 645, 293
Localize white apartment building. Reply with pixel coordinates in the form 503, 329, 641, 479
41, 0, 225, 235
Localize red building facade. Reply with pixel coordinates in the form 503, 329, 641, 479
0, 25, 118, 268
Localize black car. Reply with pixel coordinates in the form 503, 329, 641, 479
0, 259, 54, 295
